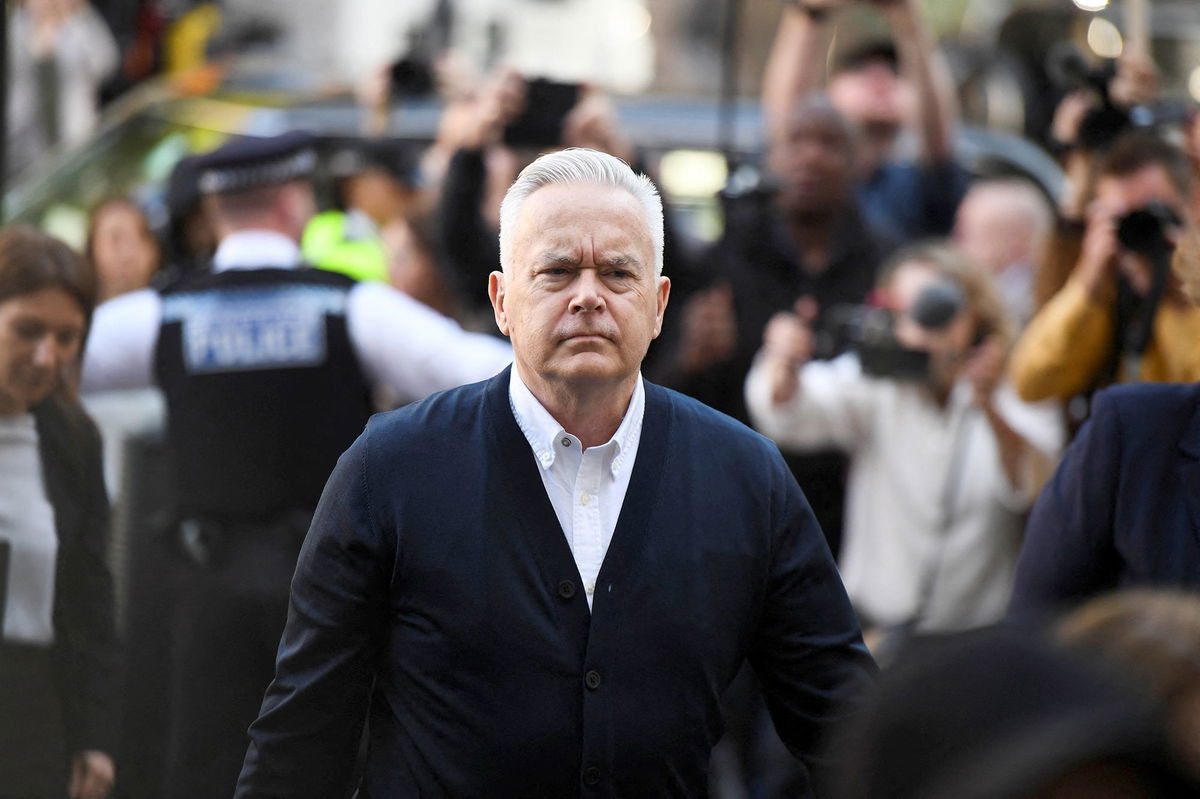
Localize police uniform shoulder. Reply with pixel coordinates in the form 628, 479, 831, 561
193, 131, 318, 195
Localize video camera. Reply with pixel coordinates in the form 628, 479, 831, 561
814, 280, 969, 381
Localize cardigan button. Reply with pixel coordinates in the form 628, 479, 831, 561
557, 580, 577, 599
584, 670, 602, 690
583, 766, 601, 786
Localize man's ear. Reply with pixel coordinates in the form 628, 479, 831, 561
651, 276, 671, 339
489, 271, 510, 336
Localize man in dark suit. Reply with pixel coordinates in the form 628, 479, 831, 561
1010, 381, 1200, 616
234, 147, 875, 798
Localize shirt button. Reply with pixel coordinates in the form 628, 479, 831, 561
561, 437, 571, 447
585, 582, 595, 595
580, 492, 591, 506
557, 580, 577, 599
583, 766, 601, 786
539, 452, 552, 465
585, 670, 602, 690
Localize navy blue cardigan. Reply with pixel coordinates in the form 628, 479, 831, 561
236, 368, 874, 798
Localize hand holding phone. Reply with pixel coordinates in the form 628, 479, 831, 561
503, 79, 581, 148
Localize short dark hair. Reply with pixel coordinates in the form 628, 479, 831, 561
1098, 131, 1193, 199
0, 225, 97, 323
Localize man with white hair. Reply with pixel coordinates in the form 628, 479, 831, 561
234, 148, 875, 797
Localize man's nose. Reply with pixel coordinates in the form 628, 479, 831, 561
569, 270, 606, 313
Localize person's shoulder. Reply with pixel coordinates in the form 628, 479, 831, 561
1080, 383, 1200, 461
33, 394, 103, 468
1092, 382, 1200, 427
365, 374, 496, 446
650, 382, 783, 464
95, 286, 162, 316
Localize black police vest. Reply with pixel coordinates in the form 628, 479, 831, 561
154, 266, 373, 521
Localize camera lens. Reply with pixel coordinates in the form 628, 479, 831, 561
911, 280, 966, 330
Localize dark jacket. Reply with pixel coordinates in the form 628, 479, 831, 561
653, 194, 889, 425
235, 368, 875, 798
1009, 382, 1200, 616
32, 393, 120, 756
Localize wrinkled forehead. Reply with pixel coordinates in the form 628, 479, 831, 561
515, 182, 653, 252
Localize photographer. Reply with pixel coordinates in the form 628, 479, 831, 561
746, 242, 1062, 638
655, 94, 890, 555
763, 0, 966, 241
1010, 132, 1200, 403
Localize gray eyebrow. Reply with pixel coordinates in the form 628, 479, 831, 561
596, 253, 641, 267
536, 252, 579, 265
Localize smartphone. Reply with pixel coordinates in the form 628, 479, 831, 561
503, 79, 581, 148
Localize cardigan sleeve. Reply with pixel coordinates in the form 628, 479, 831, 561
746, 450, 877, 775
235, 429, 393, 799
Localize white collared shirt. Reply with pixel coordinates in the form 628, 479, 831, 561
81, 229, 512, 404
509, 369, 645, 611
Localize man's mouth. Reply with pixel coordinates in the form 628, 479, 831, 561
560, 330, 614, 343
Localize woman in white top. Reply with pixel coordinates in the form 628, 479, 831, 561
0, 226, 118, 799
746, 242, 1063, 640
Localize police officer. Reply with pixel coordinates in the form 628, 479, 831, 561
81, 131, 511, 799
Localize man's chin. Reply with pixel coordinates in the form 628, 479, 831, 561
549, 354, 627, 385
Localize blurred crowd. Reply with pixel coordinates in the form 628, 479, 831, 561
5, 0, 1200, 797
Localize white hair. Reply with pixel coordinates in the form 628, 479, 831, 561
498, 148, 665, 275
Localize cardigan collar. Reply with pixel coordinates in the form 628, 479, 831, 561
507, 366, 644, 479
483, 365, 671, 621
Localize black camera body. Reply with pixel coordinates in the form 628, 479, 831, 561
1116, 201, 1181, 256
815, 305, 930, 381
814, 280, 968, 381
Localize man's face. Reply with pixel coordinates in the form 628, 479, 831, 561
0, 287, 86, 415
1092, 164, 1187, 293
1092, 164, 1185, 220
828, 61, 909, 140
489, 182, 669, 394
768, 110, 855, 217
953, 189, 1039, 275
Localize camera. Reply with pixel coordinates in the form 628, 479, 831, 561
814, 280, 967, 380
1116, 201, 1181, 256
1045, 43, 1193, 151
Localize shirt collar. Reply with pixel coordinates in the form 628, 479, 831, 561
508, 367, 645, 479
212, 230, 302, 272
